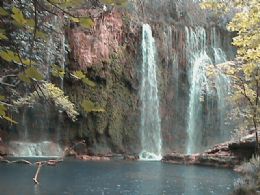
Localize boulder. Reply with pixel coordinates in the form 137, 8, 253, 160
0, 145, 8, 156
123, 154, 139, 161
162, 134, 256, 168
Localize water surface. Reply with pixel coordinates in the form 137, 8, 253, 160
0, 159, 238, 195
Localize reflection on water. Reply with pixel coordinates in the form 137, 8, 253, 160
0, 159, 238, 195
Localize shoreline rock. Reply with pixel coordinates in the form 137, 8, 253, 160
76, 154, 110, 161
162, 134, 256, 168
0, 144, 8, 157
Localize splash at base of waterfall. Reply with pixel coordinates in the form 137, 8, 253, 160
139, 151, 162, 161
9, 141, 63, 158
139, 24, 162, 161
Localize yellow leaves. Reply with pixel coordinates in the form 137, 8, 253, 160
0, 7, 8, 16
82, 78, 96, 87
0, 50, 20, 63
21, 58, 36, 66
18, 73, 31, 83
0, 33, 8, 40
43, 83, 79, 121
200, 2, 225, 10
101, 0, 128, 6
2, 115, 18, 124
0, 96, 5, 101
49, 0, 85, 8
81, 99, 105, 113
0, 30, 7, 40
69, 17, 94, 29
26, 19, 36, 28
225, 0, 260, 84
70, 17, 80, 23
0, 103, 17, 124
71, 70, 96, 87
242, 63, 257, 77
14, 83, 79, 121
51, 64, 65, 78
79, 18, 94, 29
0, 50, 36, 66
101, 0, 114, 4
0, 104, 7, 116
35, 31, 48, 40
25, 67, 44, 81
19, 67, 44, 83
11, 7, 37, 28
12, 7, 27, 26
72, 70, 85, 80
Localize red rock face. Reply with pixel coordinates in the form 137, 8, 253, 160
68, 11, 124, 69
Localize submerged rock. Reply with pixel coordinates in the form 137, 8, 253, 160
76, 155, 110, 161
123, 154, 139, 161
0, 145, 8, 156
0, 138, 8, 156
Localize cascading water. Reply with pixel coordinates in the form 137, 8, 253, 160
9, 141, 63, 157
212, 30, 231, 138
9, 17, 67, 158
139, 24, 162, 160
185, 27, 231, 154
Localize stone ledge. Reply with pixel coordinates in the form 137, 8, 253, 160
162, 134, 256, 168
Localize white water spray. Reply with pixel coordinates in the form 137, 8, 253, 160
139, 24, 162, 160
9, 141, 63, 158
185, 27, 231, 154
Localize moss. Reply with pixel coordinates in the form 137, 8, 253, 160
64, 40, 140, 153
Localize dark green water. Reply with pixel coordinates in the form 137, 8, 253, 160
0, 159, 239, 195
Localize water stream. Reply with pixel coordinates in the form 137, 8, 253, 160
9, 141, 63, 157
139, 24, 162, 160
185, 27, 231, 154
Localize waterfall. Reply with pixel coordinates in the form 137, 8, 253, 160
212, 30, 231, 139
185, 27, 231, 154
21, 109, 28, 140
9, 16, 67, 158
139, 24, 162, 160
9, 141, 63, 157
56, 32, 66, 143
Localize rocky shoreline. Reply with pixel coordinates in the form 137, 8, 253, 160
1, 134, 257, 168
162, 134, 256, 168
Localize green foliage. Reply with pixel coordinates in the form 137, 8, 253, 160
49, 0, 85, 8
0, 33, 8, 40
0, 104, 7, 116
101, 0, 127, 6
0, 50, 34, 65
14, 83, 79, 121
69, 17, 94, 28
0, 0, 124, 124
81, 99, 105, 113
79, 18, 95, 28
200, 1, 228, 12
19, 67, 44, 84
0, 96, 17, 124
0, 50, 20, 63
11, 7, 27, 26
71, 71, 96, 87
201, 0, 260, 134
0, 7, 9, 16
51, 64, 65, 78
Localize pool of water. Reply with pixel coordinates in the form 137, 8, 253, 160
0, 159, 239, 195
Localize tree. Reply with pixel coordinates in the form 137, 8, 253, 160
0, 0, 126, 124
200, 0, 260, 150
